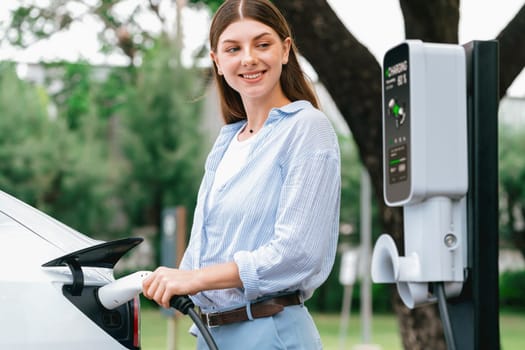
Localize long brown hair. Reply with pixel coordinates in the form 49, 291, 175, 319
209, 0, 319, 124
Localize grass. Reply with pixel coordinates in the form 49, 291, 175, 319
140, 308, 525, 350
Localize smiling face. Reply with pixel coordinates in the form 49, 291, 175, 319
211, 19, 291, 108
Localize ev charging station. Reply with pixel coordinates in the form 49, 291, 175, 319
371, 40, 500, 350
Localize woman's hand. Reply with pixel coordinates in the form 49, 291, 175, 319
142, 267, 203, 308
142, 262, 243, 309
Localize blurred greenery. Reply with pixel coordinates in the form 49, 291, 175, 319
500, 270, 525, 309
0, 33, 207, 240
188, 0, 223, 12
117, 34, 206, 233
0, 61, 118, 235
499, 124, 525, 258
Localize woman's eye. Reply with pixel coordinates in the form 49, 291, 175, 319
225, 47, 239, 53
257, 42, 270, 48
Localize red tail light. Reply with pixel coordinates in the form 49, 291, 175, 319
133, 296, 141, 348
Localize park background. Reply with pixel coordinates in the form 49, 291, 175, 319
1, 1, 525, 349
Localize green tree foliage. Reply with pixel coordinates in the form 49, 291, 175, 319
118, 35, 206, 228
0, 62, 118, 237
1, 0, 159, 63
0, 62, 57, 203
339, 134, 368, 238
188, 0, 222, 12
2, 0, 210, 241
53, 62, 95, 130
500, 270, 525, 309
0, 54, 207, 240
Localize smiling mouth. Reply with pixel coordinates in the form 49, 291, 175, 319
241, 72, 264, 80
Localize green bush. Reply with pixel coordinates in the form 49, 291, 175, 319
499, 270, 525, 309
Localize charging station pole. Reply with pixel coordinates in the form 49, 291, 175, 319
371, 39, 501, 350
447, 40, 500, 350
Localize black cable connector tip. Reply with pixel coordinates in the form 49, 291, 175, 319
169, 295, 194, 315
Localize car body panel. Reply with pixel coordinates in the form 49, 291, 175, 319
0, 280, 128, 349
0, 190, 100, 252
0, 190, 141, 349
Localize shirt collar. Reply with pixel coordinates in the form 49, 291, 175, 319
267, 100, 312, 122
219, 100, 312, 136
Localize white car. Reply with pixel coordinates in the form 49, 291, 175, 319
0, 190, 144, 349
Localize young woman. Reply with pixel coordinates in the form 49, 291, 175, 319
143, 0, 341, 348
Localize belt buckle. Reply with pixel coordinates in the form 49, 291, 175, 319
205, 313, 219, 328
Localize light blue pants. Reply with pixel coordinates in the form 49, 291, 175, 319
196, 304, 322, 349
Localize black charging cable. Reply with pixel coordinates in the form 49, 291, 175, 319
170, 295, 219, 350
434, 282, 456, 350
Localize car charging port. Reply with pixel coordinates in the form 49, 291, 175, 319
62, 285, 139, 350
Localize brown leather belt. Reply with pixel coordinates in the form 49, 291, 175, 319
200, 292, 301, 327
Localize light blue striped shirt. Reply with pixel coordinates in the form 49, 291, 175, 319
180, 100, 341, 313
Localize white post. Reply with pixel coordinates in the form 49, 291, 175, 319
354, 168, 381, 350
338, 248, 359, 350
166, 316, 177, 350
360, 168, 372, 343
339, 284, 354, 350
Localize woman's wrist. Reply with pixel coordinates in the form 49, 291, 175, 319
194, 262, 243, 293
190, 268, 208, 295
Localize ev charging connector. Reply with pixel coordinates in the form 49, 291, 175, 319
96, 270, 219, 350
97, 271, 151, 310
371, 40, 468, 309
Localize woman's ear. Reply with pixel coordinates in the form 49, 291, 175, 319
210, 51, 223, 75
282, 37, 292, 65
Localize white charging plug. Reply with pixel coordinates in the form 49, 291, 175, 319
97, 270, 152, 310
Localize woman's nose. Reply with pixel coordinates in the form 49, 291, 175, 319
241, 49, 257, 66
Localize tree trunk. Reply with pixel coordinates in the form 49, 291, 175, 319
273, 0, 525, 349
399, 0, 460, 43
497, 4, 525, 97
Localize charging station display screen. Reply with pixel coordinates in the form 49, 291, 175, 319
383, 43, 411, 203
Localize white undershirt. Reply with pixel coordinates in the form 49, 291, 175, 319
208, 127, 257, 207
